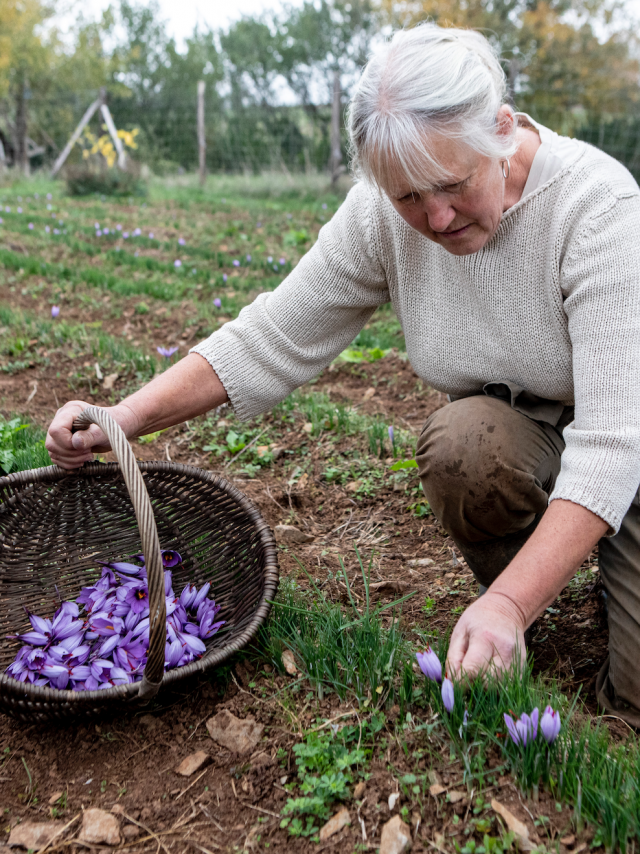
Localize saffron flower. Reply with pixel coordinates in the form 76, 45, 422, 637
213, 298, 222, 309
174, 259, 182, 268
246, 254, 251, 262
267, 256, 273, 263
149, 232, 154, 239
133, 228, 141, 236
416, 646, 442, 683
279, 257, 286, 265
232, 259, 240, 267
388, 425, 395, 446
442, 676, 455, 713
162, 549, 182, 568
123, 232, 129, 239
540, 705, 561, 744
178, 237, 186, 245
28, 222, 33, 230
222, 274, 228, 283
504, 708, 539, 746
322, 203, 327, 209
157, 346, 179, 358
45, 226, 50, 233
51, 306, 60, 318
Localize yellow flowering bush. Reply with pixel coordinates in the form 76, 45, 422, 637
66, 125, 145, 197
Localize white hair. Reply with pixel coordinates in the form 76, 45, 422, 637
348, 23, 518, 194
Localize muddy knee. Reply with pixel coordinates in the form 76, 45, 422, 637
416, 396, 555, 543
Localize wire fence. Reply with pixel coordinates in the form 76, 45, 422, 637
2, 88, 640, 182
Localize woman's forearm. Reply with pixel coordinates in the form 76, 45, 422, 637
488, 498, 608, 628
114, 353, 229, 438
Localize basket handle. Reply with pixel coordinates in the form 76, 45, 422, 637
72, 406, 166, 701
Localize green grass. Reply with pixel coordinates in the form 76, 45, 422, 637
0, 415, 51, 474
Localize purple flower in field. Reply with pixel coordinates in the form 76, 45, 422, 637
416, 646, 442, 683
232, 259, 240, 267
504, 708, 539, 746
51, 306, 60, 318
134, 251, 139, 257
213, 298, 222, 309
45, 225, 50, 233
178, 237, 186, 245
322, 203, 327, 210
157, 345, 179, 358
94, 222, 100, 229
149, 232, 154, 239
28, 222, 33, 230
246, 254, 251, 262
441, 676, 455, 713
540, 706, 561, 744
0, 217, 3, 224
53, 229, 60, 235
5, 207, 10, 212
388, 425, 395, 445
222, 274, 228, 283
116, 224, 122, 230
47, 204, 52, 210
133, 228, 141, 236
123, 231, 129, 239
161, 549, 182, 568
47, 193, 52, 200
267, 256, 273, 263
279, 257, 285, 265
96, 229, 102, 236
17, 206, 22, 213
103, 228, 109, 234
174, 259, 182, 268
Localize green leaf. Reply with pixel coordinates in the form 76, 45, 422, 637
390, 459, 418, 471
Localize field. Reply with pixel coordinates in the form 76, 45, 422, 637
0, 173, 638, 854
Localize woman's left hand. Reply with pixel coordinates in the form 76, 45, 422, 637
446, 591, 527, 680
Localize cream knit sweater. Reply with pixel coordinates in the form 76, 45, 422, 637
192, 142, 640, 534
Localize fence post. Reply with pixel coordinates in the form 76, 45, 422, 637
197, 80, 206, 187
329, 70, 343, 188
51, 89, 105, 177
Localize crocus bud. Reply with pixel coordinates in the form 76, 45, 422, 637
540, 705, 561, 744
441, 676, 455, 713
416, 647, 442, 683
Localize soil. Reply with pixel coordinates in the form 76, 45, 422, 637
0, 346, 615, 852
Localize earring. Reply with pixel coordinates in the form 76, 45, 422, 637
501, 159, 511, 179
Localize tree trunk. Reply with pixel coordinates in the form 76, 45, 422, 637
329, 70, 342, 187
197, 81, 206, 187
15, 77, 29, 176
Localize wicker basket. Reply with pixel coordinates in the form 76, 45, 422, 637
0, 406, 279, 722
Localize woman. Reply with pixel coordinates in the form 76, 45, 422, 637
46, 25, 640, 726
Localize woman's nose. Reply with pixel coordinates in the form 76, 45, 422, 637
421, 195, 456, 232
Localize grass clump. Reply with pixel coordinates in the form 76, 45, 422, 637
0, 415, 51, 474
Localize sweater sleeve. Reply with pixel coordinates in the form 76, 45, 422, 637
190, 183, 389, 421
550, 190, 640, 533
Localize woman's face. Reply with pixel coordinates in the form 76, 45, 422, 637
386, 134, 508, 257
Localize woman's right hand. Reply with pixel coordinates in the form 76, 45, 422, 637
45, 401, 139, 470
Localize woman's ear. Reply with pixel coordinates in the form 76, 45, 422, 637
495, 104, 515, 140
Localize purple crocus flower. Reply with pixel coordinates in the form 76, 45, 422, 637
180, 584, 197, 609
213, 298, 222, 309
17, 206, 22, 213
103, 228, 109, 234
178, 237, 186, 245
246, 254, 251, 262
222, 274, 228, 283
161, 550, 182, 568
388, 425, 395, 445
28, 222, 33, 230
96, 229, 102, 236
540, 706, 561, 744
441, 676, 455, 713
232, 259, 240, 267
279, 257, 285, 265
123, 231, 129, 239
133, 228, 141, 237
157, 346, 179, 358
174, 259, 182, 268
45, 225, 49, 233
124, 582, 149, 615
267, 256, 273, 263
149, 232, 154, 239
51, 305, 60, 318
504, 709, 539, 746
416, 646, 442, 683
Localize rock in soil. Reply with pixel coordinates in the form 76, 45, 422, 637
273, 524, 314, 544
353, 781, 366, 799
8, 821, 64, 850
79, 808, 121, 846
47, 791, 63, 806
206, 709, 264, 754
122, 826, 141, 840
281, 649, 297, 675
175, 750, 210, 776
379, 815, 412, 854
319, 807, 351, 841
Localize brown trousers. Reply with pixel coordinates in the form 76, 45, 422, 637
416, 395, 640, 728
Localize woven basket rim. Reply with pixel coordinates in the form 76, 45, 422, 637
0, 460, 279, 708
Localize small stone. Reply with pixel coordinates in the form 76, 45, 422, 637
429, 783, 447, 796
319, 807, 351, 841
379, 815, 412, 854
9, 821, 63, 850
388, 792, 400, 810
176, 750, 210, 776
302, 422, 313, 434
280, 775, 288, 785
111, 804, 125, 815
363, 387, 376, 400
103, 373, 118, 391
139, 714, 160, 730
369, 581, 409, 596
407, 558, 434, 567
256, 445, 270, 458
122, 826, 141, 840
282, 649, 298, 675
353, 781, 366, 799
80, 808, 121, 846
560, 836, 576, 847
206, 709, 264, 754
48, 791, 63, 806
274, 525, 314, 544
428, 770, 442, 786
346, 481, 361, 493
449, 790, 466, 804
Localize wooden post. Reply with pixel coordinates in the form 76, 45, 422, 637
197, 80, 206, 187
51, 89, 105, 177
16, 77, 29, 176
329, 70, 343, 187
100, 103, 126, 169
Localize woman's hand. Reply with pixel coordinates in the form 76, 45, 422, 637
46, 401, 139, 469
446, 591, 527, 680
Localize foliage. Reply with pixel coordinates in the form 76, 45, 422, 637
0, 416, 51, 475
